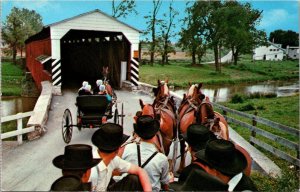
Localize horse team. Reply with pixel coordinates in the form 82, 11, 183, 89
135, 79, 256, 191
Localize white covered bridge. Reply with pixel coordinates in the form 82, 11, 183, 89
25, 9, 141, 94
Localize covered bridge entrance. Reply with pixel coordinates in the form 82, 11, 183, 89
61, 30, 130, 88
25, 9, 141, 95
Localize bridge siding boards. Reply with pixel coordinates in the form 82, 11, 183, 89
25, 37, 52, 90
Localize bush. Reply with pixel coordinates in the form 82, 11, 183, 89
257, 105, 266, 110
264, 93, 277, 98
231, 94, 245, 103
239, 103, 256, 111
248, 92, 277, 99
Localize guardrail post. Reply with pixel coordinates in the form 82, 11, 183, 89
17, 114, 23, 145
250, 111, 258, 146
222, 110, 227, 121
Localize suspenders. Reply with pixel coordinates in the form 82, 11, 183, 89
136, 143, 158, 168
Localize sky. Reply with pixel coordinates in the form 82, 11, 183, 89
1, 0, 299, 42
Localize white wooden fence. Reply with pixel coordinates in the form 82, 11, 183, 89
1, 111, 35, 145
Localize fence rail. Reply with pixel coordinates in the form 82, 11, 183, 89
212, 102, 300, 167
1, 111, 34, 145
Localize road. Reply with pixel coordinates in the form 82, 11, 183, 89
2, 89, 158, 191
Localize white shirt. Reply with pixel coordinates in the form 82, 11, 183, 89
88, 156, 131, 192
122, 142, 170, 192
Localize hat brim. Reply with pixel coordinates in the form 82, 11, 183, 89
195, 148, 247, 175
95, 134, 130, 151
52, 155, 101, 170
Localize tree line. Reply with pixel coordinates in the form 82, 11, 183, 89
2, 0, 299, 72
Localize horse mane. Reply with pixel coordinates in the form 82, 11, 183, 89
201, 102, 215, 119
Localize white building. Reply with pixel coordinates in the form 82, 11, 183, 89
286, 46, 299, 60
253, 42, 285, 61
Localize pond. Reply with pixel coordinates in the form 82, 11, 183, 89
174, 80, 299, 102
1, 97, 38, 117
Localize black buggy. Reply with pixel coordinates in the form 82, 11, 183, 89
61, 94, 124, 143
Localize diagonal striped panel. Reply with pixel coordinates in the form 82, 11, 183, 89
52, 59, 62, 86
130, 59, 139, 86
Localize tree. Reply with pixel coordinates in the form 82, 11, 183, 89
269, 30, 299, 49
178, 1, 206, 66
144, 0, 162, 65
111, 0, 137, 19
219, 1, 266, 65
157, 0, 178, 65
2, 7, 43, 63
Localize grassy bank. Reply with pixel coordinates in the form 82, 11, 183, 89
139, 60, 299, 87
2, 62, 24, 96
218, 95, 299, 191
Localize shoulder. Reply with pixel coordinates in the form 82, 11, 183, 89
156, 152, 168, 161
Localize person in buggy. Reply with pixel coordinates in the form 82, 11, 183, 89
78, 81, 92, 95
93, 79, 103, 94
97, 85, 112, 103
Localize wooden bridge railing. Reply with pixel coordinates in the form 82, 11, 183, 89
212, 102, 300, 167
1, 111, 35, 145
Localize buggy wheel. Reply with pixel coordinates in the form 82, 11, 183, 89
62, 109, 73, 144
114, 108, 119, 124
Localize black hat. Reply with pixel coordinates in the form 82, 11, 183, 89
53, 144, 101, 170
50, 175, 83, 191
92, 123, 130, 152
195, 139, 247, 176
170, 169, 228, 191
134, 115, 160, 140
182, 124, 216, 151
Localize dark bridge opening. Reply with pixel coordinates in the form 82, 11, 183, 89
61, 29, 131, 89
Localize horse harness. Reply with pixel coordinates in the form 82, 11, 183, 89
153, 97, 177, 141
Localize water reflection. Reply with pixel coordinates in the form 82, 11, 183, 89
174, 80, 299, 102
1, 97, 38, 117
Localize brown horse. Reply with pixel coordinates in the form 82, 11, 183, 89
138, 80, 177, 156
177, 83, 229, 172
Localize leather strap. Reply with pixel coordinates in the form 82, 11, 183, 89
136, 143, 158, 168
137, 143, 141, 167
141, 152, 158, 168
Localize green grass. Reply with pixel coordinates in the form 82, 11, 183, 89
228, 60, 299, 79
2, 62, 24, 96
218, 95, 299, 191
139, 59, 299, 87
